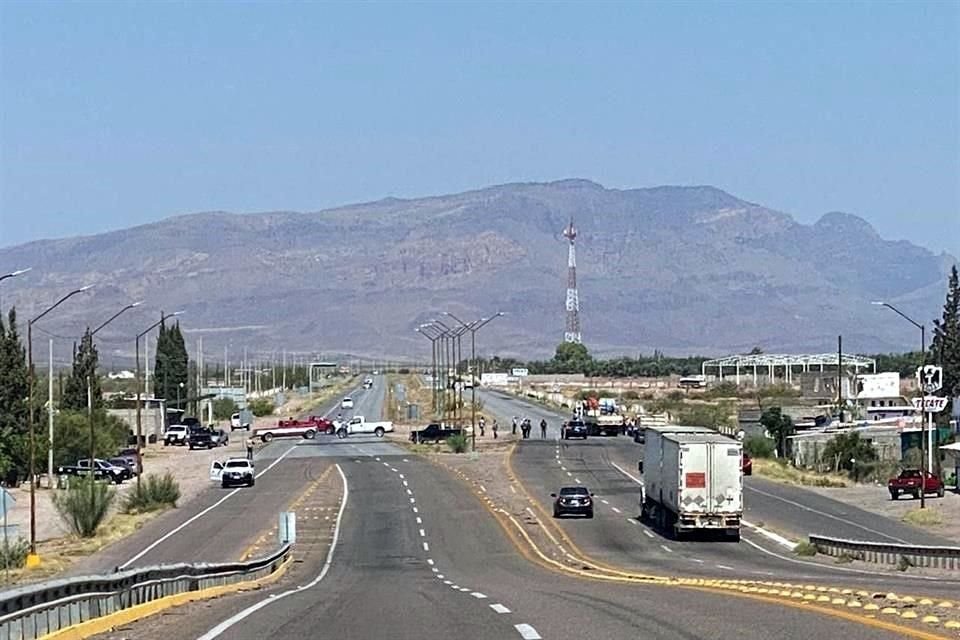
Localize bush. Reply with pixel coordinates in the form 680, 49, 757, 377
123, 473, 181, 514
704, 381, 739, 399
446, 434, 469, 453
744, 435, 775, 459
212, 397, 238, 421
621, 390, 639, 400
0, 537, 29, 569
248, 398, 275, 417
822, 432, 877, 479
53, 478, 115, 537
793, 541, 817, 557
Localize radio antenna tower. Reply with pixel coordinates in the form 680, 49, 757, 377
562, 217, 582, 343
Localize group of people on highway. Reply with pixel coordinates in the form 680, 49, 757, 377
512, 416, 548, 439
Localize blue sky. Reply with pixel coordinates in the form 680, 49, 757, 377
1, 2, 957, 252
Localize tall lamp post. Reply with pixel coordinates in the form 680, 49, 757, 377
444, 311, 505, 451
0, 268, 31, 313
85, 301, 143, 480
135, 311, 183, 488
415, 326, 442, 419
430, 319, 470, 428
872, 300, 929, 509
420, 323, 451, 421
27, 284, 94, 558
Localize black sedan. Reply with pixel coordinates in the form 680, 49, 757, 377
551, 486, 594, 518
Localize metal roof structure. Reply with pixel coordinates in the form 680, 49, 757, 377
701, 353, 876, 385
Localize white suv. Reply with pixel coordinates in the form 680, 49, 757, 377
341, 397, 354, 409
164, 425, 189, 446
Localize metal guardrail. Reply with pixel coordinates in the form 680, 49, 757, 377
0, 543, 290, 640
809, 535, 960, 569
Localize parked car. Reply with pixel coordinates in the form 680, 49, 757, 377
888, 469, 944, 500
115, 447, 142, 474
562, 420, 588, 440
164, 425, 189, 446
58, 459, 128, 484
210, 429, 229, 447
109, 456, 139, 477
230, 410, 254, 432
551, 486, 594, 518
741, 453, 753, 476
211, 458, 256, 488
335, 416, 393, 438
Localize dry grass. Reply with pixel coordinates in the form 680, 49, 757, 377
902, 507, 943, 527
753, 459, 848, 488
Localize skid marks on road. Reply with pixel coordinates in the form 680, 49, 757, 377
377, 458, 544, 640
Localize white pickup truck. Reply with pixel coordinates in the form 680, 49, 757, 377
335, 416, 393, 438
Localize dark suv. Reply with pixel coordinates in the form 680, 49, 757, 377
562, 420, 588, 440
551, 486, 594, 518
188, 426, 216, 450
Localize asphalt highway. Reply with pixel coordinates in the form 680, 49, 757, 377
102, 445, 908, 640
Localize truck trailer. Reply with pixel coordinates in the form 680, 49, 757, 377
640, 425, 742, 540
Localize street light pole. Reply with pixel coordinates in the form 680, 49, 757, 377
27, 284, 94, 558
416, 326, 442, 419
872, 301, 928, 509
135, 311, 183, 489
444, 311, 505, 451
0, 268, 31, 314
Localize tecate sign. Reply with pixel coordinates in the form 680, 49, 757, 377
511, 368, 529, 377
911, 396, 949, 413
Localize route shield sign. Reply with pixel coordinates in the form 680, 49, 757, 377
912, 396, 949, 413
918, 365, 944, 394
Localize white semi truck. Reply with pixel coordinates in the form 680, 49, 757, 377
639, 425, 743, 540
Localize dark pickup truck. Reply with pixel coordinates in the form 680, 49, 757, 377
57, 458, 129, 484
888, 469, 944, 500
410, 423, 463, 444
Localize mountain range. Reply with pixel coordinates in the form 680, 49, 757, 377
0, 179, 954, 363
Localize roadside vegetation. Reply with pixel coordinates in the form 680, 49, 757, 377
902, 508, 943, 527
53, 478, 116, 538
752, 459, 848, 488
0, 537, 30, 570
793, 541, 818, 557
248, 398, 275, 417
122, 473, 182, 514
446, 434, 469, 453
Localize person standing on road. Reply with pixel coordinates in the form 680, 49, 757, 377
512, 417, 518, 435
479, 416, 486, 437
540, 418, 547, 439
492, 420, 499, 439
245, 436, 255, 460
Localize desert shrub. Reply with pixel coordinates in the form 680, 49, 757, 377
123, 473, 181, 513
53, 478, 115, 537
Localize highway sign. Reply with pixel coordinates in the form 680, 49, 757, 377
918, 365, 943, 394
912, 396, 949, 413
511, 368, 529, 377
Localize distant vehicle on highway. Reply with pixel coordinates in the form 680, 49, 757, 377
211, 458, 256, 488
552, 486, 594, 518
336, 416, 393, 438
230, 410, 254, 431
562, 420, 588, 440
410, 423, 462, 443
341, 397, 355, 409
888, 469, 943, 500
163, 425, 189, 446
362, 378, 373, 389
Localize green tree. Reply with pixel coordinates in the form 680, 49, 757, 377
52, 409, 128, 467
0, 308, 29, 480
212, 397, 238, 420
822, 432, 877, 480
61, 329, 103, 412
743, 435, 775, 458
155, 321, 189, 408
760, 406, 794, 458
930, 265, 959, 422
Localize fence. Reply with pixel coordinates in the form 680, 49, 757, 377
809, 534, 960, 569
0, 544, 290, 640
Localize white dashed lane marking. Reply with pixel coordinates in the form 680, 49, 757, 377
600, 499, 609, 505
490, 604, 511, 614
471, 592, 487, 599
611, 507, 621, 514
643, 530, 654, 539
416, 516, 422, 524
660, 545, 673, 553
515, 623, 543, 640
716, 564, 734, 571
423, 542, 429, 551
419, 528, 426, 537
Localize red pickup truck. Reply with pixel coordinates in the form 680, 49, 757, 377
888, 469, 944, 500
276, 416, 335, 434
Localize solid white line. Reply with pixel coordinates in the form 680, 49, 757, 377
490, 603, 512, 614
515, 623, 542, 640
471, 592, 487, 599
423, 541, 429, 551
120, 442, 299, 569
741, 519, 797, 550
419, 528, 426, 537
643, 529, 654, 539
196, 463, 350, 640
610, 461, 643, 485
660, 544, 673, 553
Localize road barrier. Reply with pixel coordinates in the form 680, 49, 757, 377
0, 543, 290, 640
809, 534, 960, 569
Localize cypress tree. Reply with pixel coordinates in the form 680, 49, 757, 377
61, 328, 103, 412
0, 308, 29, 479
930, 265, 959, 421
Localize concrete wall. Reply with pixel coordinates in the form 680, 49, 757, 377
108, 407, 166, 442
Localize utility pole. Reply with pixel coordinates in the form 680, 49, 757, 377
47, 339, 54, 487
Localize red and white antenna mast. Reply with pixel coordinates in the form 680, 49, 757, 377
562, 218, 581, 344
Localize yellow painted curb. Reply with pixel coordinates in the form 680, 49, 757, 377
42, 555, 292, 640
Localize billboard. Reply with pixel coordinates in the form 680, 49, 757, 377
511, 368, 529, 377
855, 373, 900, 399
481, 373, 510, 387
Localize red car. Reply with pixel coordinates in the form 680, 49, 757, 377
741, 453, 753, 476
888, 469, 944, 500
